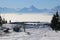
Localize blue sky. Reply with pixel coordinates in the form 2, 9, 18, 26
0, 0, 60, 9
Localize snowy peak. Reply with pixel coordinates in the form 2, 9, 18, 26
30, 5, 38, 10
19, 5, 41, 13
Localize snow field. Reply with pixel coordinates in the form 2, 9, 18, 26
0, 26, 60, 40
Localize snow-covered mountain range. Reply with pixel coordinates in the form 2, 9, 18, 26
0, 5, 60, 13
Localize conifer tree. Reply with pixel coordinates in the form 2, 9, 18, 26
2, 18, 7, 24
0, 16, 2, 26
50, 11, 59, 30
0, 15, 7, 26
51, 14, 56, 30
55, 12, 59, 30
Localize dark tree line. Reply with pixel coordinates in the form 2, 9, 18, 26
50, 12, 60, 31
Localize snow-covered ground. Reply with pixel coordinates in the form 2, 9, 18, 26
0, 26, 60, 40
